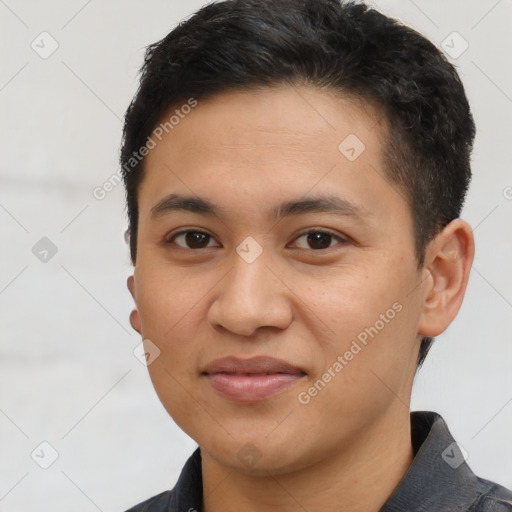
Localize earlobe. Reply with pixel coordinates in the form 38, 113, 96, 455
127, 275, 142, 335
418, 219, 475, 337
129, 308, 142, 334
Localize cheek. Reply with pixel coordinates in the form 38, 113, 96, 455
290, 266, 392, 341
293, 307, 418, 438
135, 264, 209, 424
291, 258, 420, 370
134, 260, 208, 338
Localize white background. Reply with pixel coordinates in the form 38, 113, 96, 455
1, 0, 511, 510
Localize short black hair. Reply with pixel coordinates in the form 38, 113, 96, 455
120, 0, 475, 367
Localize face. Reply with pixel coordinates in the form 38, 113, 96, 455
129, 86, 427, 474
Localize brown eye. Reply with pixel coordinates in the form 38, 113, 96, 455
293, 231, 344, 250
171, 231, 219, 249
307, 232, 332, 249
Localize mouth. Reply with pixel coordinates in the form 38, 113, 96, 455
201, 356, 307, 403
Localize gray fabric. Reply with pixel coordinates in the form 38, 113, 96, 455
125, 411, 512, 512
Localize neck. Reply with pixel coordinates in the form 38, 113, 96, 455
201, 407, 414, 512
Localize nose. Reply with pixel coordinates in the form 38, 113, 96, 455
207, 254, 293, 337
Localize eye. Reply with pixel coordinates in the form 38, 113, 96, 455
292, 231, 346, 250
170, 230, 220, 249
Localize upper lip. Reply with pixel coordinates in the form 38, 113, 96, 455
202, 356, 305, 375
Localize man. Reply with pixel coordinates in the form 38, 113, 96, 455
121, 0, 512, 510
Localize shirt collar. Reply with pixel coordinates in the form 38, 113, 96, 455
380, 411, 480, 512
169, 411, 480, 512
170, 446, 203, 512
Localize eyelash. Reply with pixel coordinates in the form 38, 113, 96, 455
166, 229, 349, 251
168, 230, 220, 250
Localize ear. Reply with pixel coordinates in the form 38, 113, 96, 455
127, 275, 142, 335
418, 219, 475, 337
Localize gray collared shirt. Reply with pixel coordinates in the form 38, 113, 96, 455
126, 411, 512, 512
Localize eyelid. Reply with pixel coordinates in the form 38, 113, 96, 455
164, 227, 351, 250
289, 228, 350, 247
166, 227, 221, 247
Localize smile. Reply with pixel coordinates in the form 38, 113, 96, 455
202, 356, 306, 403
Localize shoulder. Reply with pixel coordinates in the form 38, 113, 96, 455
469, 479, 512, 512
123, 448, 202, 512
123, 490, 172, 512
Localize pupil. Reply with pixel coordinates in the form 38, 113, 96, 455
307, 232, 331, 250
186, 232, 208, 248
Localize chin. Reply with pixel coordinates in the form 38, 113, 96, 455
199, 430, 322, 477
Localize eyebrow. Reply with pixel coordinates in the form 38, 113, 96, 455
273, 196, 369, 220
150, 193, 370, 221
151, 194, 220, 218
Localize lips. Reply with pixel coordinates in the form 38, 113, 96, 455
202, 356, 306, 402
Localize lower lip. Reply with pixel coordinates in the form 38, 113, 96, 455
204, 373, 304, 402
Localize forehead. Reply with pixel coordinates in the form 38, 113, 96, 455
139, 85, 405, 222
148, 85, 383, 163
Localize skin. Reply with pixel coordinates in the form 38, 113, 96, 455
128, 85, 474, 512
